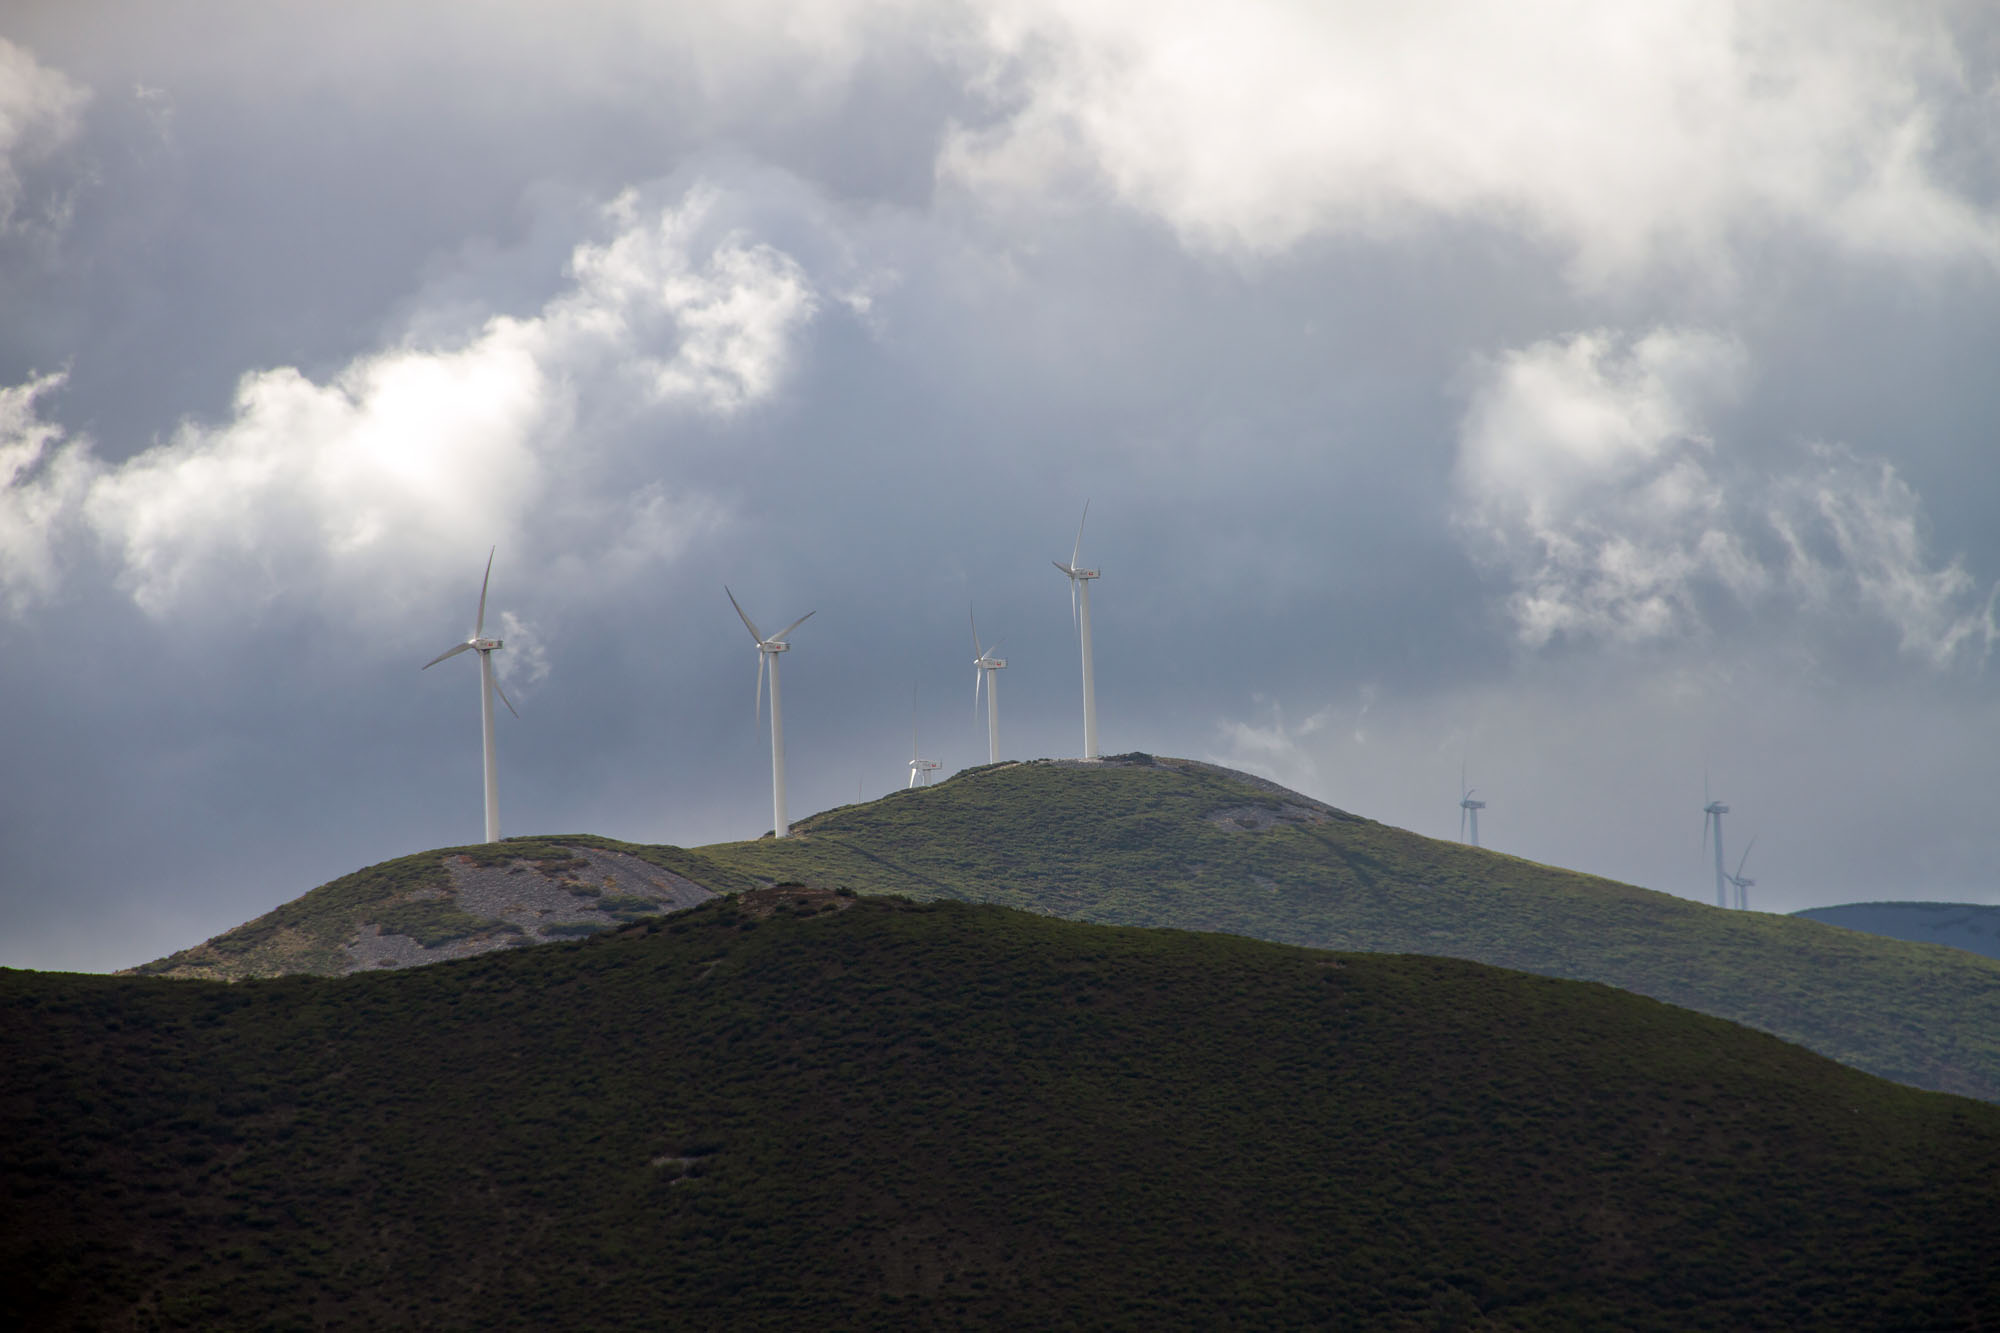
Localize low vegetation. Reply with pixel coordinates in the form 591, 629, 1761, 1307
10, 894, 1999, 1328
131, 756, 2000, 1103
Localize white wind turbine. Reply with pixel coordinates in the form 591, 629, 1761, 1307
1458, 764, 1486, 848
726, 587, 814, 838
971, 608, 1006, 765
1052, 501, 1101, 760
908, 686, 941, 789
1701, 778, 1731, 908
421, 546, 518, 844
1726, 835, 1757, 912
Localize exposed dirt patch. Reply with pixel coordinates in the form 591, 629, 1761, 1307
1204, 803, 1333, 832
733, 884, 856, 919
344, 845, 717, 972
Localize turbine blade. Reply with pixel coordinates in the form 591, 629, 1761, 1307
774, 609, 816, 642
1701, 812, 1709, 858
1072, 499, 1089, 569
491, 668, 520, 719
422, 640, 474, 670
725, 586, 765, 644
755, 651, 767, 731
970, 605, 982, 657
1736, 835, 1757, 879
475, 546, 495, 638
1052, 559, 1073, 576
1459, 806, 1466, 840
974, 665, 984, 720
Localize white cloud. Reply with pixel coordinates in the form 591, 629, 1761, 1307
0, 184, 819, 623
944, 0, 2000, 282
1769, 444, 1996, 667
1453, 326, 1994, 662
0, 38, 90, 233
495, 610, 551, 693
0, 373, 95, 611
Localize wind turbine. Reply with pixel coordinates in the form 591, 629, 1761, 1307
1726, 836, 1757, 912
1701, 778, 1731, 908
972, 608, 1006, 765
1052, 500, 1101, 759
726, 587, 814, 838
421, 546, 518, 844
908, 686, 941, 789
1458, 764, 1486, 847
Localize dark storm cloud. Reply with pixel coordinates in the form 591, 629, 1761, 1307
4, 2, 2000, 970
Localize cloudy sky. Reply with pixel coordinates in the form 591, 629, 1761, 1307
5, 1, 1999, 971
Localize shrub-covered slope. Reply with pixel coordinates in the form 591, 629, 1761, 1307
694, 757, 2000, 1101
10, 892, 1999, 1330
133, 755, 2000, 1102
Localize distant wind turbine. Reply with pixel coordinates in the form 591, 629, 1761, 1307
972, 608, 1006, 765
1052, 500, 1101, 759
908, 685, 941, 789
1702, 777, 1731, 908
1458, 764, 1486, 847
1726, 836, 1757, 912
726, 587, 814, 838
421, 546, 518, 844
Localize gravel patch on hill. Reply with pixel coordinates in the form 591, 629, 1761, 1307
344, 845, 717, 972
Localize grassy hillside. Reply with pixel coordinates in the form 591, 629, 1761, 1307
692, 757, 2000, 1102
1795, 901, 2000, 962
10, 892, 1999, 1329
132, 755, 2000, 1103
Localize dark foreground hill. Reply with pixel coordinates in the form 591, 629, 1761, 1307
1794, 901, 2000, 962
12, 892, 2000, 1329
136, 756, 2000, 1102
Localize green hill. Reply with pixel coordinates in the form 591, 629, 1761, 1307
136, 755, 2000, 1103
12, 892, 2000, 1329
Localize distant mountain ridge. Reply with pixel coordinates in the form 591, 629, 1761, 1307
1793, 900, 2000, 961
135, 754, 2000, 1102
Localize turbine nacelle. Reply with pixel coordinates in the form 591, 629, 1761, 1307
473, 637, 504, 652
1704, 801, 1730, 815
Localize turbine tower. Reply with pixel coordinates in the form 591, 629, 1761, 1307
726, 587, 814, 838
1726, 836, 1757, 912
1458, 765, 1486, 847
1702, 781, 1731, 908
908, 687, 941, 789
422, 546, 518, 844
972, 608, 1006, 765
1052, 500, 1101, 759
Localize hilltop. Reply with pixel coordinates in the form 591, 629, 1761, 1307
13, 894, 2000, 1329
137, 755, 2000, 1101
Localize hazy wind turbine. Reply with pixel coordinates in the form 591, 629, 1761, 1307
421, 546, 518, 844
972, 608, 1006, 765
1458, 764, 1486, 847
908, 686, 941, 789
1052, 501, 1101, 759
1702, 778, 1731, 908
726, 587, 814, 838
1726, 836, 1757, 912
